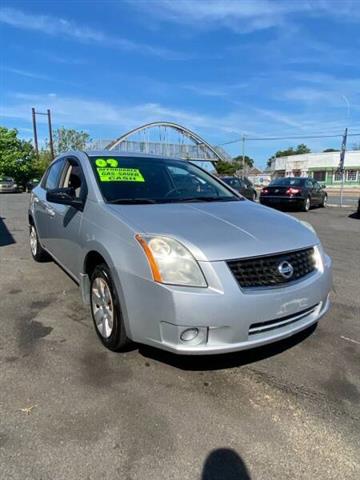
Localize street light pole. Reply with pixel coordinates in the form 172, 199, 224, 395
241, 135, 245, 178
339, 128, 348, 208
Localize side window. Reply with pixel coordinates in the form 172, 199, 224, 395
313, 181, 320, 190
305, 179, 313, 188
60, 158, 87, 199
44, 159, 66, 190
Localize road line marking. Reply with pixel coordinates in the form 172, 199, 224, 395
340, 336, 360, 346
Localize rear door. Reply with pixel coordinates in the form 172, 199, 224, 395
305, 179, 316, 204
312, 180, 323, 205
46, 156, 87, 279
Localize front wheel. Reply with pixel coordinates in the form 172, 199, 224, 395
321, 194, 328, 208
90, 264, 129, 351
29, 224, 49, 262
302, 196, 311, 212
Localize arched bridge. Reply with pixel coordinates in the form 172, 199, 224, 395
101, 122, 230, 162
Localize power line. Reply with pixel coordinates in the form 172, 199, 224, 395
217, 131, 360, 147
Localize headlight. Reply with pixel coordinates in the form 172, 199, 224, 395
136, 235, 207, 287
13, 183, 17, 188
313, 245, 324, 273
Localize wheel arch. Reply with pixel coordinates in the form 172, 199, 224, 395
81, 245, 132, 337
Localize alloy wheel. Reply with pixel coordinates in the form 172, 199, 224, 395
91, 277, 114, 339
30, 226, 37, 256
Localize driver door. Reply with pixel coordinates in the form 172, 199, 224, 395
46, 156, 87, 279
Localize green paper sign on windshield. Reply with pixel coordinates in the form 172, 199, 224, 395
97, 167, 145, 182
95, 158, 118, 168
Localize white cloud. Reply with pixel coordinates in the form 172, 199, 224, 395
126, 0, 299, 33
127, 0, 360, 33
2, 91, 358, 142
0, 7, 188, 60
1, 67, 53, 81
183, 82, 249, 97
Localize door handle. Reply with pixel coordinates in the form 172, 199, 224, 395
46, 206, 55, 217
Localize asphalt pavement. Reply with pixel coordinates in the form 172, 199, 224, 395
1, 193, 359, 480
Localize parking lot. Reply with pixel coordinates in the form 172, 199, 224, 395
1, 193, 359, 479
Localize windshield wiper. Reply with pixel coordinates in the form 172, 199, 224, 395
107, 198, 157, 204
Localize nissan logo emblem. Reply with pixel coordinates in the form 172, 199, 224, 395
278, 261, 294, 279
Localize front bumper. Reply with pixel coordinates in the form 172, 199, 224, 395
0, 186, 20, 193
118, 253, 332, 355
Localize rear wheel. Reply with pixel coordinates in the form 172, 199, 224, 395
90, 263, 128, 351
321, 194, 328, 208
252, 191, 257, 202
302, 196, 311, 212
29, 224, 49, 262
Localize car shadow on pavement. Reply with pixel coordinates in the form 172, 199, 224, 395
0, 216, 16, 247
138, 324, 317, 371
201, 448, 251, 480
348, 212, 360, 219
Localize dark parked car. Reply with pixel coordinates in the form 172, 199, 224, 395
0, 176, 21, 193
26, 178, 40, 192
357, 197, 360, 215
260, 177, 327, 212
220, 176, 257, 201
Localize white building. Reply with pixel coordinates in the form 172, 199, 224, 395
269, 150, 360, 188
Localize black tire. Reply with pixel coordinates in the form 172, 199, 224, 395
320, 194, 328, 208
29, 223, 49, 262
302, 196, 311, 212
90, 263, 129, 352
252, 191, 257, 202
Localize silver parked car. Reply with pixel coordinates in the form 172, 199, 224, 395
0, 176, 20, 193
29, 151, 332, 354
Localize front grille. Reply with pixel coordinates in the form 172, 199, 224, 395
227, 247, 316, 288
249, 304, 319, 335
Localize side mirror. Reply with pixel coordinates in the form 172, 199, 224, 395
46, 187, 84, 210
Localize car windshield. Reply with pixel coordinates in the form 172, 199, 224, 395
270, 177, 305, 187
0, 176, 13, 182
89, 156, 241, 204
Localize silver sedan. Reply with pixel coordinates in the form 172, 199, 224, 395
28, 151, 332, 354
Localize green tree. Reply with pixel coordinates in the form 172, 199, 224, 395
50, 127, 91, 154
323, 148, 339, 152
0, 126, 36, 185
232, 155, 254, 168
216, 155, 255, 175
216, 160, 241, 175
32, 149, 53, 178
266, 144, 311, 168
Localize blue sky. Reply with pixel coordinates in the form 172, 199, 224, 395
1, 0, 360, 167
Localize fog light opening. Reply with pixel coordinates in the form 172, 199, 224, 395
180, 328, 199, 342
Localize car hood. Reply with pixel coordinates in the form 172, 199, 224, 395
107, 201, 318, 261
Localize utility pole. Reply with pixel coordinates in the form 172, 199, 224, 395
32, 107, 39, 159
31, 108, 55, 161
241, 135, 245, 178
339, 127, 348, 208
47, 109, 55, 160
